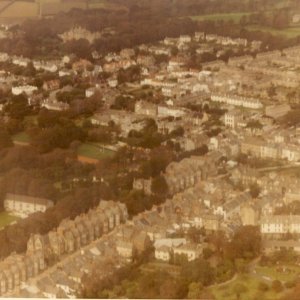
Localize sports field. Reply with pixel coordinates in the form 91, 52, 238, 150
77, 143, 115, 160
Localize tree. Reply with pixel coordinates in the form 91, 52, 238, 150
225, 226, 261, 260
151, 175, 168, 195
30, 122, 86, 153
258, 281, 269, 292
0, 129, 13, 150
267, 84, 277, 98
187, 282, 203, 299
170, 126, 184, 137
235, 258, 248, 273
282, 282, 300, 300
249, 183, 260, 198
282, 110, 300, 126
64, 39, 92, 59
272, 280, 283, 293
181, 259, 215, 286
159, 278, 181, 299
5, 94, 30, 119
203, 247, 214, 259
246, 120, 263, 130
215, 259, 235, 282
171, 46, 179, 56
233, 283, 247, 300
117, 65, 141, 84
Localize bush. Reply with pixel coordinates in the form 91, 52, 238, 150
285, 280, 296, 289
203, 247, 214, 259
258, 281, 269, 292
272, 280, 283, 293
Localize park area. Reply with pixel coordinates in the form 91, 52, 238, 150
209, 274, 286, 300
255, 265, 300, 282
0, 212, 19, 229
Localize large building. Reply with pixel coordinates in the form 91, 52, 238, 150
224, 111, 243, 128
261, 215, 300, 236
4, 194, 54, 218
211, 93, 263, 109
262, 239, 300, 254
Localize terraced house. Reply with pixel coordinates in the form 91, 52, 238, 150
164, 155, 216, 195
27, 201, 128, 259
0, 200, 128, 297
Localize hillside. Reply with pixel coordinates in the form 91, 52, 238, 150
0, 0, 124, 22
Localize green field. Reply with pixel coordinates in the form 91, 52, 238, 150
24, 115, 38, 126
209, 275, 285, 300
190, 12, 252, 23
246, 25, 300, 38
89, 0, 127, 11
0, 212, 19, 229
255, 265, 300, 282
12, 132, 30, 144
77, 143, 115, 160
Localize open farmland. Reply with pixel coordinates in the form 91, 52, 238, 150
246, 25, 300, 38
190, 12, 253, 23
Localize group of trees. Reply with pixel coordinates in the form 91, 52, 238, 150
117, 65, 141, 84
80, 224, 262, 299
0, 0, 298, 65
27, 110, 86, 153
0, 129, 13, 151
126, 118, 165, 149
0, 6, 198, 59
224, 226, 262, 261
81, 256, 217, 299
4, 94, 31, 120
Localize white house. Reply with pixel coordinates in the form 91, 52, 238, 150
261, 215, 300, 235
173, 243, 202, 261
12, 85, 38, 96
155, 246, 171, 261
107, 78, 118, 88
211, 93, 263, 109
116, 241, 134, 262
4, 193, 54, 218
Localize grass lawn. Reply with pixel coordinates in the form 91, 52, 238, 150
12, 132, 30, 144
209, 275, 285, 300
190, 12, 252, 23
0, 212, 19, 229
246, 25, 300, 38
140, 262, 181, 277
77, 143, 115, 160
24, 115, 38, 126
88, 0, 127, 10
255, 265, 300, 282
